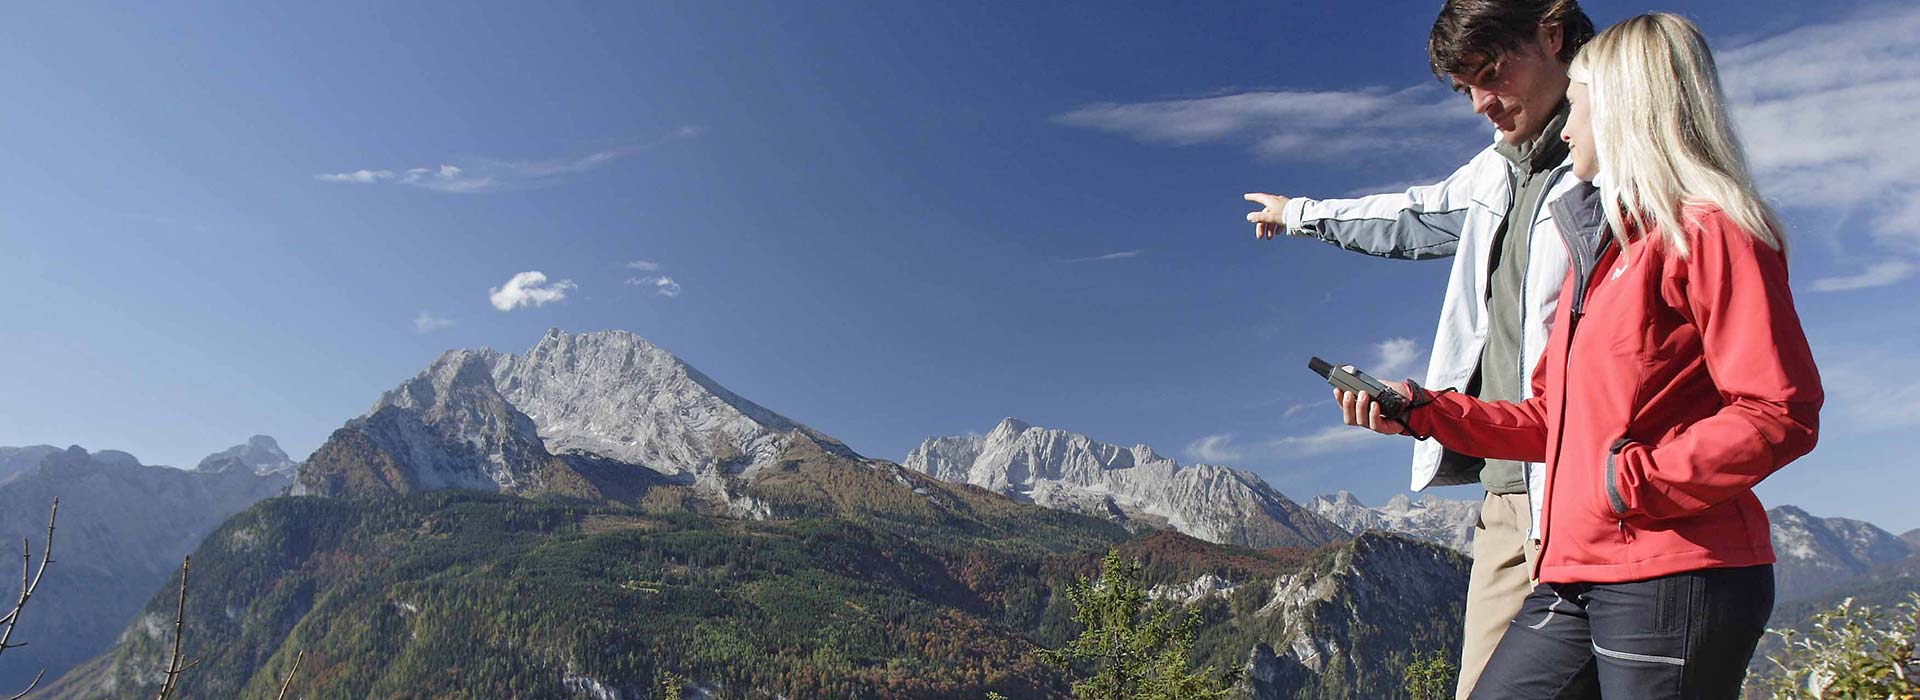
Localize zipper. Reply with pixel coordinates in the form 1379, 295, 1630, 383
1514, 164, 1571, 394
1532, 183, 1604, 580
1514, 164, 1571, 533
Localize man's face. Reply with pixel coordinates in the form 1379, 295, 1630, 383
1449, 24, 1571, 145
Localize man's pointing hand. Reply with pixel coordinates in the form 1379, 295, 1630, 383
1244, 193, 1291, 239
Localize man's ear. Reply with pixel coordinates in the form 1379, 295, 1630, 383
1539, 21, 1563, 58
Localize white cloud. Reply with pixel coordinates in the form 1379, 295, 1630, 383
1265, 425, 1392, 458
1373, 337, 1424, 380
628, 275, 682, 297
1718, 5, 1920, 258
315, 169, 392, 184
316, 126, 703, 194
1816, 341, 1920, 434
1185, 433, 1245, 463
1183, 421, 1398, 465
1064, 249, 1143, 264
1054, 85, 1484, 163
488, 271, 576, 311
412, 312, 454, 334
1058, 7, 1920, 276
625, 260, 661, 272
1809, 260, 1915, 292
1281, 401, 1316, 418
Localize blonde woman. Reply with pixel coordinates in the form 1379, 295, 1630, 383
1334, 13, 1821, 698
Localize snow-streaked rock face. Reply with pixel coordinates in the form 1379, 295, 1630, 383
1768, 505, 1919, 602
297, 329, 850, 515
1306, 490, 1481, 553
491, 328, 843, 480
1148, 573, 1241, 605
348, 347, 547, 493
195, 435, 298, 475
903, 418, 1347, 549
1235, 533, 1471, 700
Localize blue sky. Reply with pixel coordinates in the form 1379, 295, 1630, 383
5, 1, 1917, 531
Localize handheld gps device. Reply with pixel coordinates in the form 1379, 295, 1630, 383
1308, 357, 1409, 419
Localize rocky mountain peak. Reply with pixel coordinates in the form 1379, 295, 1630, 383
1306, 491, 1480, 553
1239, 533, 1471, 699
904, 420, 1346, 549
195, 435, 297, 475
298, 329, 854, 512
1768, 504, 1918, 602
373, 348, 507, 416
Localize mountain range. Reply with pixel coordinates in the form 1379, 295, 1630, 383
0, 440, 293, 693
1306, 491, 1481, 553
42, 329, 1468, 700
1299, 491, 1920, 606
20, 328, 1914, 699
904, 418, 1347, 549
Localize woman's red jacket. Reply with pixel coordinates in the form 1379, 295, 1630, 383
1404, 192, 1822, 584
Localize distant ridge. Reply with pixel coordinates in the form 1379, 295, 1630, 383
904, 418, 1348, 549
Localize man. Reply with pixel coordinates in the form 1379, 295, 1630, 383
1244, 2, 1595, 697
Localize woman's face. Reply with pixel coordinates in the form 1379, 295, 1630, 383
1561, 81, 1598, 181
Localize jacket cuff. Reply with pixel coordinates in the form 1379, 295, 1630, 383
1398, 380, 1449, 440
1282, 196, 1311, 233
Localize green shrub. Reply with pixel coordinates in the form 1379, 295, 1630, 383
1751, 592, 1919, 699
1402, 649, 1457, 700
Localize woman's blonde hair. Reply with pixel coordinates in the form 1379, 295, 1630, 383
1567, 13, 1783, 256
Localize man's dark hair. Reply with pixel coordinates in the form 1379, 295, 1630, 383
1428, 0, 1596, 80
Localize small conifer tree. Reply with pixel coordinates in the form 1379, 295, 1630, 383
1036, 549, 1234, 700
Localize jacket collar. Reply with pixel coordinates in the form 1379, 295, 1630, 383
1549, 181, 1613, 316
1495, 101, 1573, 174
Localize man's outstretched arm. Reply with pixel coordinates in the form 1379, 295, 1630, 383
1245, 145, 1496, 260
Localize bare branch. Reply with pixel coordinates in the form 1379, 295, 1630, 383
274, 650, 305, 700
155, 555, 190, 700
3, 670, 42, 700
0, 498, 58, 700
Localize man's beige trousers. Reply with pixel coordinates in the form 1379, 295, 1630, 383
1456, 491, 1537, 699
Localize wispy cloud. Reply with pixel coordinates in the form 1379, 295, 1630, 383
1054, 85, 1484, 163
489, 271, 576, 311
626, 275, 682, 298
1265, 425, 1389, 458
1182, 423, 1396, 465
316, 126, 703, 194
1058, 7, 1920, 280
1809, 260, 1915, 292
413, 311, 454, 334
1718, 5, 1920, 258
1185, 433, 1244, 463
625, 260, 661, 272
1373, 337, 1424, 380
1063, 249, 1143, 264
1816, 341, 1920, 434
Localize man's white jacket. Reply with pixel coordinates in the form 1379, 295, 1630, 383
1280, 143, 1579, 506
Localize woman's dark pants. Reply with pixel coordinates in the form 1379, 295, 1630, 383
1468, 564, 1774, 699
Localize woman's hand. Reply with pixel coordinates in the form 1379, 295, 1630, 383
1244, 193, 1291, 239
1335, 380, 1411, 436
